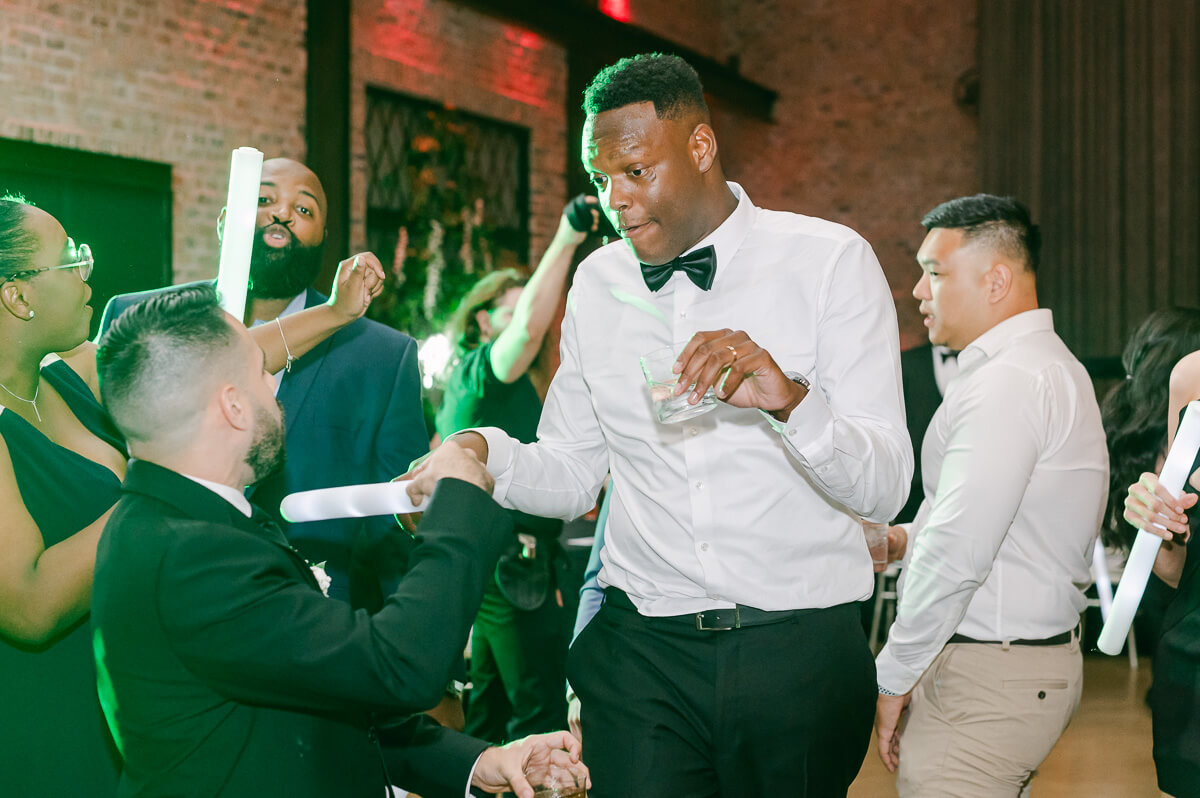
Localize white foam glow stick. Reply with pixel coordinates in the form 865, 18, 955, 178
1098, 400, 1200, 654
215, 147, 263, 321
279, 481, 426, 523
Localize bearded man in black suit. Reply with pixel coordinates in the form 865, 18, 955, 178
91, 284, 587, 798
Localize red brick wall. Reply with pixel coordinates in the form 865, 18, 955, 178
350, 0, 568, 265
613, 0, 980, 347
0, 0, 308, 283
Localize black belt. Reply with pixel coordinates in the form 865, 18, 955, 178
602, 587, 811, 631
947, 626, 1077, 647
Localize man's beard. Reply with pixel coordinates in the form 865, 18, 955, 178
245, 399, 287, 484
248, 225, 325, 300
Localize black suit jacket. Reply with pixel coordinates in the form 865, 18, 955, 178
897, 344, 945, 524
92, 461, 511, 797
100, 286, 429, 610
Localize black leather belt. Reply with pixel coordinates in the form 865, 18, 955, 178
947, 627, 1077, 647
602, 587, 807, 631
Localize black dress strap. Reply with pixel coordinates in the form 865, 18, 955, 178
40, 357, 126, 453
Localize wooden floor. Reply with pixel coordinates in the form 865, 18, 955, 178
849, 656, 1160, 797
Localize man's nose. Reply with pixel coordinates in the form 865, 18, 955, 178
607, 181, 631, 214
913, 273, 930, 300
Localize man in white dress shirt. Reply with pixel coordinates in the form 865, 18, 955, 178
873, 195, 1108, 797
439, 53, 911, 797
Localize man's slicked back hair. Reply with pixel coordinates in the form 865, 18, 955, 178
921, 194, 1042, 274
583, 52, 708, 120
97, 283, 240, 443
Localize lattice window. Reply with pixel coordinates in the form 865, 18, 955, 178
364, 87, 530, 340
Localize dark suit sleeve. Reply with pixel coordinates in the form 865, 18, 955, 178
156, 479, 512, 717
377, 714, 488, 798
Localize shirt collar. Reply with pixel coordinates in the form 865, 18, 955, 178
646, 181, 755, 292
684, 181, 755, 271
180, 473, 253, 517
958, 308, 1054, 371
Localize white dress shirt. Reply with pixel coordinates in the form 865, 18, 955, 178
875, 309, 1108, 693
477, 183, 912, 616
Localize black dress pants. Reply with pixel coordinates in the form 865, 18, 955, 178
567, 591, 876, 798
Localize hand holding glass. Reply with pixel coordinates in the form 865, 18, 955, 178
641, 344, 719, 424
862, 520, 889, 570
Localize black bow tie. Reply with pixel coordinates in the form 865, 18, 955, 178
640, 245, 717, 292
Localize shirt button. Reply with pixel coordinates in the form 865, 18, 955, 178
695, 481, 703, 490
679, 311, 687, 319
688, 427, 699, 436
699, 542, 709, 552
788, 428, 797, 436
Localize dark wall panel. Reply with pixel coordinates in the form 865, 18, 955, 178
980, 0, 1200, 366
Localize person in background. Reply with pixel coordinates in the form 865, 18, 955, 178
0, 194, 380, 797
436, 195, 598, 742
1121, 324, 1200, 798
874, 194, 1107, 796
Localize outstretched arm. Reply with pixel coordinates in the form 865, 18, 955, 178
489, 201, 594, 383
250, 252, 384, 372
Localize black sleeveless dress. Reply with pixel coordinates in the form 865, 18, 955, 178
0, 357, 123, 796
1149, 409, 1200, 797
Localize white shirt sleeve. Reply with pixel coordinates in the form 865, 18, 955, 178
477, 292, 610, 520
778, 237, 914, 522
875, 363, 1044, 693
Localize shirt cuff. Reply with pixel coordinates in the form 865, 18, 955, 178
468, 427, 517, 505
465, 752, 483, 797
763, 383, 835, 460
874, 644, 923, 695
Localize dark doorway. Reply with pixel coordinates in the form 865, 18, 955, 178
0, 139, 172, 340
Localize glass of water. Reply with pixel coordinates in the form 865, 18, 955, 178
640, 344, 720, 424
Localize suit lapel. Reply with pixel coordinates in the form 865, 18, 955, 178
275, 288, 338, 428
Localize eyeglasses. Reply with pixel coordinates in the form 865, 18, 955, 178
2, 242, 93, 284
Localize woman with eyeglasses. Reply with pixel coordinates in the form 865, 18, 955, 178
0, 195, 383, 796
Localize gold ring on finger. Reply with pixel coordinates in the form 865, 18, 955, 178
726, 344, 738, 360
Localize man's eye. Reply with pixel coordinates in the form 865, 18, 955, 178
258, 196, 270, 205
630, 168, 645, 177
298, 206, 312, 216
590, 176, 607, 189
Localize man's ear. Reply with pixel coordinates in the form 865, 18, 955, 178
690, 123, 719, 174
986, 262, 1014, 304
0, 280, 33, 321
216, 208, 227, 243
216, 383, 254, 432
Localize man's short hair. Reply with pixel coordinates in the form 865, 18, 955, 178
583, 53, 708, 120
921, 194, 1042, 274
97, 284, 240, 443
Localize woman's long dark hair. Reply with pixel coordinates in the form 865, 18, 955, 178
1102, 307, 1200, 549
445, 268, 526, 352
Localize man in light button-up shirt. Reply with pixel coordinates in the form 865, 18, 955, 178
874, 195, 1107, 797
445, 54, 911, 797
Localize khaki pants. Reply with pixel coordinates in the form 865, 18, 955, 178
897, 635, 1083, 798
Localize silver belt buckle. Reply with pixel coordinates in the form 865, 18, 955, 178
695, 607, 740, 631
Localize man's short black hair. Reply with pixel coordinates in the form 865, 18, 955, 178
97, 283, 240, 443
583, 52, 708, 120
921, 194, 1042, 274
